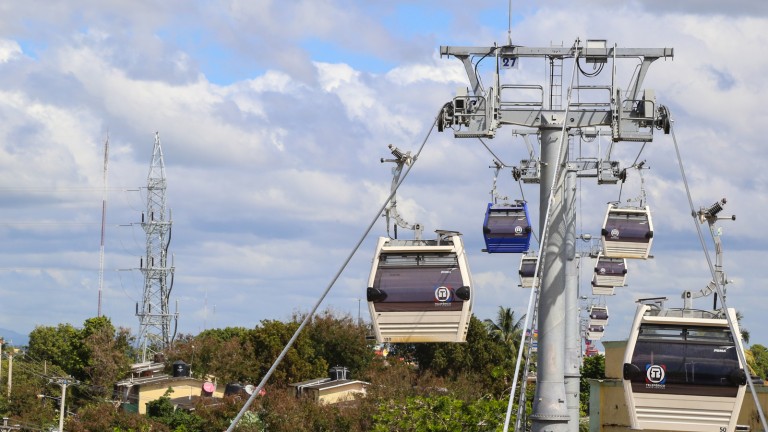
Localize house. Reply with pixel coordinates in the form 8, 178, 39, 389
115, 360, 224, 414
288, 367, 369, 405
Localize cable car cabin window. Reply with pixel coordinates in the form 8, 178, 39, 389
595, 259, 626, 275
485, 211, 530, 238
626, 324, 743, 397
604, 212, 652, 241
519, 260, 536, 277
370, 252, 467, 312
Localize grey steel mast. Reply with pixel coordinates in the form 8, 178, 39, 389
438, 40, 673, 432
136, 132, 177, 362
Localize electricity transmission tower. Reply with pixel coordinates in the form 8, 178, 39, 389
135, 132, 177, 362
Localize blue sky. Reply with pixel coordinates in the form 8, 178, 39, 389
0, 0, 767, 354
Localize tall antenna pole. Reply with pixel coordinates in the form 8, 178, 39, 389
135, 132, 177, 362
97, 135, 109, 317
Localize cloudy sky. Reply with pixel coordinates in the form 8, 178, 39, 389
0, 0, 766, 352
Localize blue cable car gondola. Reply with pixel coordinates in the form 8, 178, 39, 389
482, 201, 532, 253
601, 204, 654, 259
366, 231, 473, 343
622, 305, 747, 431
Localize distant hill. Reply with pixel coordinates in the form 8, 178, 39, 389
0, 328, 29, 346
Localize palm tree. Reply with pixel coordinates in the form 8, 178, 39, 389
736, 310, 750, 344
484, 306, 526, 355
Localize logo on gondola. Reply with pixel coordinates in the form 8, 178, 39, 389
434, 286, 452, 303
645, 364, 666, 388
598, 267, 607, 274
610, 228, 620, 239
514, 226, 523, 234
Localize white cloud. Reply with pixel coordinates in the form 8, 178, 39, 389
0, 2, 766, 355
0, 39, 21, 63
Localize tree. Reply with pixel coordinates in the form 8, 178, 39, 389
736, 311, 750, 344
26, 317, 134, 408
372, 395, 507, 432
249, 319, 328, 385
749, 344, 768, 380
579, 354, 605, 416
483, 306, 525, 358
303, 309, 373, 378
409, 315, 514, 396
28, 323, 85, 378
80, 317, 134, 398
67, 402, 168, 432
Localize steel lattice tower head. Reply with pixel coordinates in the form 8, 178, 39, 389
136, 132, 177, 363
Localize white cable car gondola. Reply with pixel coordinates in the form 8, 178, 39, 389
592, 255, 628, 287
622, 304, 747, 432
588, 305, 609, 326
592, 284, 615, 296
518, 253, 539, 288
482, 201, 532, 253
366, 231, 473, 343
587, 325, 605, 341
601, 204, 654, 259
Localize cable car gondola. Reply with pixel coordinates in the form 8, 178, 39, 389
518, 253, 539, 288
589, 305, 609, 326
601, 204, 654, 259
592, 255, 628, 288
482, 201, 532, 253
366, 231, 473, 343
587, 325, 605, 341
592, 284, 615, 296
622, 305, 747, 431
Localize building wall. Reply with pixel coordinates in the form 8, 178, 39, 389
307, 382, 367, 405
590, 340, 768, 432
137, 378, 224, 414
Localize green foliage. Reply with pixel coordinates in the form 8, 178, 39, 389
579, 354, 605, 416
67, 402, 168, 432
483, 306, 525, 358
28, 323, 85, 378
14, 306, 561, 431
27, 317, 133, 392
749, 344, 768, 380
303, 310, 373, 378
165, 309, 375, 386
146, 390, 204, 431
371, 395, 507, 432
408, 315, 515, 396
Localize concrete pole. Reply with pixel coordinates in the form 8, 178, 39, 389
564, 168, 581, 431
6, 351, 11, 399
58, 380, 67, 432
531, 125, 569, 432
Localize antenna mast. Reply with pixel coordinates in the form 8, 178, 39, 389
135, 132, 177, 362
97, 135, 109, 317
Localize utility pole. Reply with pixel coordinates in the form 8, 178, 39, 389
135, 132, 177, 362
0, 417, 20, 431
97, 135, 110, 317
439, 39, 673, 432
6, 350, 12, 399
50, 377, 76, 432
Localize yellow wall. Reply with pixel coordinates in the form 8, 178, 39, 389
306, 382, 367, 405
136, 378, 225, 414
